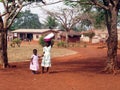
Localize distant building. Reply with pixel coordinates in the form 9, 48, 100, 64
92, 29, 120, 43
59, 30, 81, 42
11, 29, 61, 41
81, 30, 108, 43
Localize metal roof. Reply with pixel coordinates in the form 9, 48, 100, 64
12, 29, 60, 33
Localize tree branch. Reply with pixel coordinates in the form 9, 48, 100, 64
7, 5, 23, 28
32, 0, 63, 7
68, 0, 109, 10
0, 12, 8, 17
1, 0, 8, 13
7, 6, 18, 20
109, 0, 115, 6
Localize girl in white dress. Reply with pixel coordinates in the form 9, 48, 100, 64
41, 42, 52, 73
30, 49, 40, 74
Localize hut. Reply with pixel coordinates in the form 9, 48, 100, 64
59, 30, 81, 42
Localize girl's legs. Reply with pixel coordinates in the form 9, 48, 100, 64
32, 70, 36, 74
41, 67, 50, 73
41, 67, 44, 73
46, 67, 49, 73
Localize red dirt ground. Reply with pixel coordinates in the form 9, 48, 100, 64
0, 43, 120, 90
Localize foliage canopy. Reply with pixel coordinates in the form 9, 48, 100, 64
10, 10, 42, 30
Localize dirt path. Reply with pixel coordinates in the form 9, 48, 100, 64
0, 46, 120, 90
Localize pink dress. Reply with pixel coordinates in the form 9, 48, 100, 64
30, 54, 39, 71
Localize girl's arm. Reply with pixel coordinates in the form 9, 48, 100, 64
42, 52, 45, 57
38, 55, 42, 58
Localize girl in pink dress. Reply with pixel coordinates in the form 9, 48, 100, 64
30, 49, 40, 74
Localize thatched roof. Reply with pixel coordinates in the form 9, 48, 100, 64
60, 30, 81, 37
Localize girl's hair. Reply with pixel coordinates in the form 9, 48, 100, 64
33, 49, 37, 55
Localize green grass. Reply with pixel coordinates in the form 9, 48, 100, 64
7, 42, 77, 62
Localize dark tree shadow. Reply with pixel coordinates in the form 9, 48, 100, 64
51, 54, 120, 74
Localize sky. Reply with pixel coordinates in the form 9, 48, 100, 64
22, 0, 68, 23
0, 0, 68, 23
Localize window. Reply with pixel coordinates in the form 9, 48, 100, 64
36, 35, 39, 39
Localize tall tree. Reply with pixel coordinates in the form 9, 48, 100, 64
10, 10, 42, 30
46, 8, 93, 44
94, 8, 106, 29
0, 0, 45, 68
65, 0, 120, 74
43, 15, 58, 29
0, 14, 4, 65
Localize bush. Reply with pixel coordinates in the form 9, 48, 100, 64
51, 39, 54, 47
57, 41, 65, 47
39, 36, 46, 47
11, 38, 21, 47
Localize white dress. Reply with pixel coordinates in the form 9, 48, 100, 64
41, 45, 51, 67
30, 55, 39, 71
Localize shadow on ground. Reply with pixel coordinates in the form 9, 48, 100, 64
52, 54, 120, 74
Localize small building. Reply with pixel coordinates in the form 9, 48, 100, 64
59, 30, 81, 42
93, 29, 120, 43
81, 35, 90, 42
81, 29, 108, 43
91, 30, 108, 43
11, 29, 61, 41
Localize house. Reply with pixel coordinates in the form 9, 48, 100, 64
81, 29, 120, 43
91, 30, 108, 43
81, 29, 108, 43
59, 30, 81, 42
11, 29, 61, 41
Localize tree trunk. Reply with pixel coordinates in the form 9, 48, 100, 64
0, 17, 9, 68
65, 31, 69, 47
2, 28, 9, 68
104, 7, 119, 73
2, 14, 9, 68
0, 16, 4, 67
65, 32, 69, 43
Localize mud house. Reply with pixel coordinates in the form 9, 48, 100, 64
91, 30, 108, 43
81, 30, 108, 43
11, 29, 61, 41
59, 30, 81, 42
81, 29, 120, 43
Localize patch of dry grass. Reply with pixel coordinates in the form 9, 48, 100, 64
7, 42, 77, 62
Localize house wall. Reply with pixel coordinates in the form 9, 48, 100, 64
77, 30, 120, 43
91, 36, 101, 43
68, 36, 80, 42
33, 32, 57, 41
81, 30, 108, 43
118, 33, 120, 41
81, 36, 90, 42
11, 29, 61, 41
33, 34, 42, 41
60, 36, 80, 42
